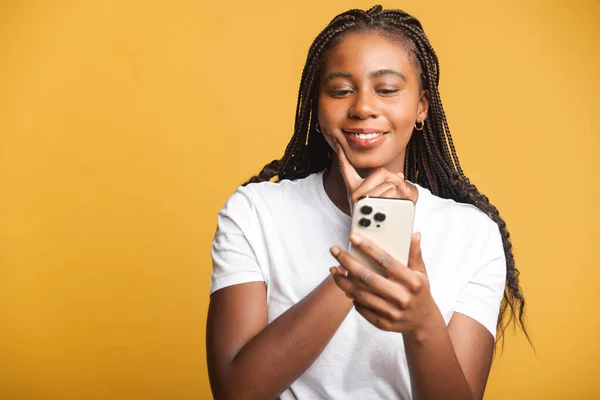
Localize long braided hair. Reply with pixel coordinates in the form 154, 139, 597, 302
244, 5, 528, 343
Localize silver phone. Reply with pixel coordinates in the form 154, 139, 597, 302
349, 196, 416, 276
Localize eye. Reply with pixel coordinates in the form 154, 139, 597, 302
329, 90, 353, 97
377, 89, 399, 95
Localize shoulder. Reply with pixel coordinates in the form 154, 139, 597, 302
417, 184, 498, 230
219, 173, 322, 218
245, 173, 319, 199
415, 184, 503, 259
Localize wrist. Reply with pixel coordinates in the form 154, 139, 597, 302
404, 304, 446, 345
326, 274, 355, 307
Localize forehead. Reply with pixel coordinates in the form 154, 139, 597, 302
323, 32, 413, 74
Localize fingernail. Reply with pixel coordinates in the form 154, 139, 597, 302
330, 246, 341, 256
415, 232, 421, 241
329, 267, 337, 276
397, 172, 405, 179
349, 234, 362, 245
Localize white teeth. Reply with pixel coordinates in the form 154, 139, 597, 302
351, 133, 384, 140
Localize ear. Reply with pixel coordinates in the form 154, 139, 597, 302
417, 90, 429, 122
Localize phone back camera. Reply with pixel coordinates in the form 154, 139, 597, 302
358, 218, 371, 227
360, 205, 373, 215
374, 212, 386, 222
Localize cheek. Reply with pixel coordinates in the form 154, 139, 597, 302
384, 101, 418, 131
317, 99, 338, 150
318, 97, 347, 129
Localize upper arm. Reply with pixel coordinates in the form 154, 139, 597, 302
208, 187, 270, 396
206, 282, 268, 398
448, 312, 495, 400
447, 218, 507, 399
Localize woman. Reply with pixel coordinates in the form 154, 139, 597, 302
207, 5, 527, 400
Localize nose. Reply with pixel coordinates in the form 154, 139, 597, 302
349, 91, 380, 119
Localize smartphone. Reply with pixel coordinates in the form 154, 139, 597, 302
349, 196, 415, 277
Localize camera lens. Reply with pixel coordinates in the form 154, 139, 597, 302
374, 212, 386, 222
358, 218, 371, 227
360, 205, 373, 215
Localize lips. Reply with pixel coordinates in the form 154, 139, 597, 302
342, 129, 388, 149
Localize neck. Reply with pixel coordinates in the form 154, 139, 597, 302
323, 164, 351, 215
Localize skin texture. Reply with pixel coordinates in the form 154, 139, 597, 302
318, 33, 428, 177
319, 32, 425, 215
206, 32, 495, 400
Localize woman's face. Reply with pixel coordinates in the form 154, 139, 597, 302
318, 31, 428, 174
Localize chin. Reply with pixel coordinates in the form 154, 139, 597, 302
351, 160, 392, 177
347, 151, 395, 170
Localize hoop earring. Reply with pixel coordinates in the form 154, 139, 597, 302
414, 120, 425, 131
315, 123, 322, 133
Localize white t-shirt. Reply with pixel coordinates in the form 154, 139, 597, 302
210, 171, 506, 400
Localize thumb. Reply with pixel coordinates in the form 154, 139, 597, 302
408, 232, 426, 273
334, 139, 362, 190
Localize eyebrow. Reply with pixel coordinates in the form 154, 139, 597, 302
322, 71, 353, 83
368, 69, 407, 81
323, 69, 407, 83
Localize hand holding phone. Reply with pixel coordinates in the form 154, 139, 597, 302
328, 143, 436, 335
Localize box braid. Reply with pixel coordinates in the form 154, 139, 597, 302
244, 5, 528, 344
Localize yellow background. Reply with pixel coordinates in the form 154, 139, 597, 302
1, 0, 598, 399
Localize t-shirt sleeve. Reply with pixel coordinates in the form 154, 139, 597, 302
210, 186, 267, 295
453, 220, 507, 339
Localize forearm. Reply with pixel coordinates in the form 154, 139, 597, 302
223, 276, 353, 400
403, 312, 474, 400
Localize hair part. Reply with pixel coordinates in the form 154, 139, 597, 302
244, 5, 529, 346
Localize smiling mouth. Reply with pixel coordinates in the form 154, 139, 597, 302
343, 131, 387, 140
342, 130, 388, 149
